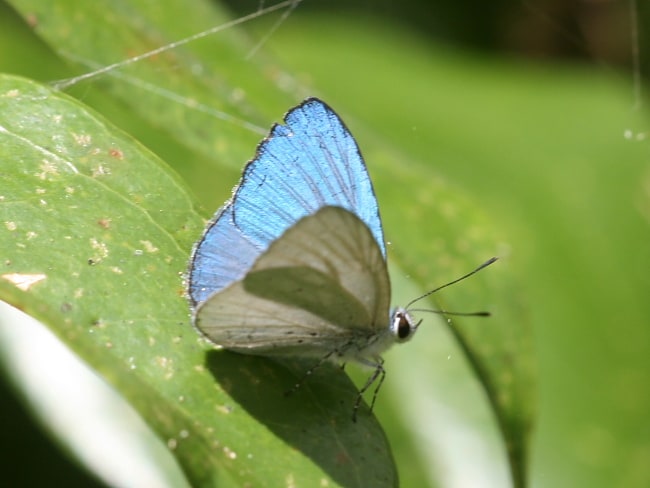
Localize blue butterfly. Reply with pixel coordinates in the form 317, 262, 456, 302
188, 98, 492, 419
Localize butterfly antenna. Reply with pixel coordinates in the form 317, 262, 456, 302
404, 257, 498, 311
408, 308, 491, 317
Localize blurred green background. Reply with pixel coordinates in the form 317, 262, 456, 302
1, 0, 649, 487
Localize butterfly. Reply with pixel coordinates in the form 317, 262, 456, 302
187, 98, 494, 420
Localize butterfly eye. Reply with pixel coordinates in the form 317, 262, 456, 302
392, 309, 417, 341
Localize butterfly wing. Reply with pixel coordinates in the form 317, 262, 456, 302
194, 206, 391, 357
188, 204, 260, 304
188, 98, 385, 304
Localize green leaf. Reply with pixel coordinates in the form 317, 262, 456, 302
1, 1, 536, 486
0, 74, 397, 487
371, 148, 535, 488
8, 0, 301, 178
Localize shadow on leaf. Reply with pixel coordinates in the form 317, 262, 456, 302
205, 350, 397, 487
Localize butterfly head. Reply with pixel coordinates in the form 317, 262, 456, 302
390, 307, 421, 343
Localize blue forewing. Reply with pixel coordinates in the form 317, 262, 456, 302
189, 99, 386, 306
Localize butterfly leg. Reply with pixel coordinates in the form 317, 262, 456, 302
284, 349, 337, 397
352, 357, 385, 423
